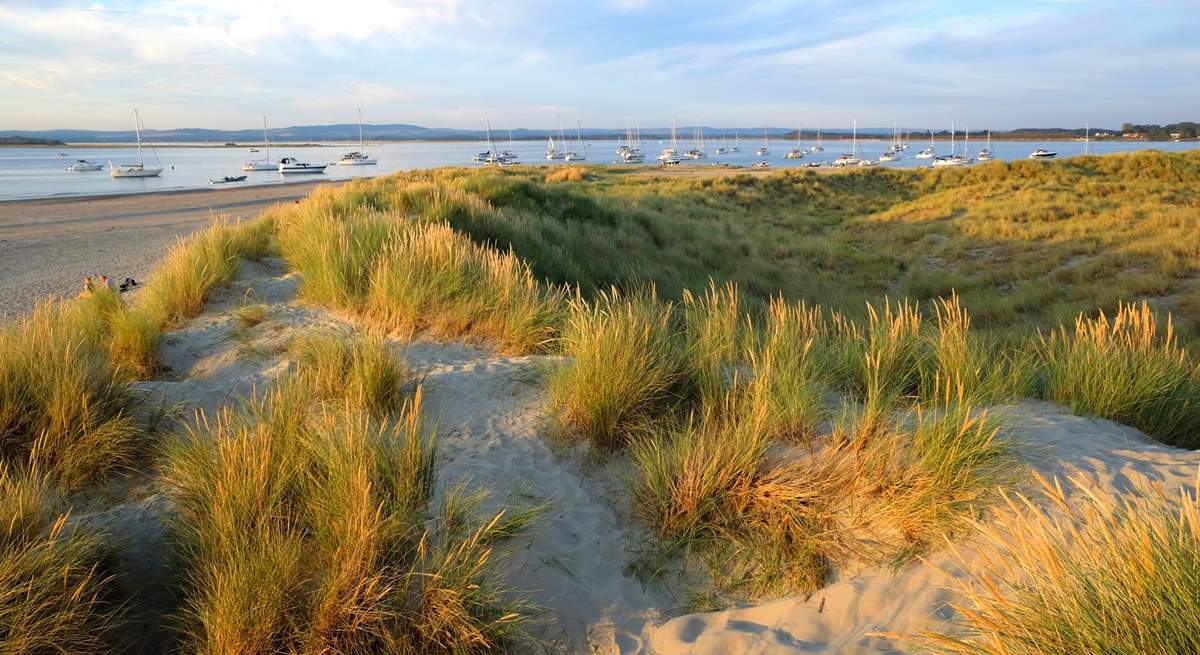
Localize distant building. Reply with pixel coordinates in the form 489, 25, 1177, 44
1122, 132, 1144, 139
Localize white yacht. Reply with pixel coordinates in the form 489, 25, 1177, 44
1028, 148, 1058, 159
658, 115, 682, 165
832, 120, 861, 166
784, 124, 805, 159
809, 126, 824, 153
564, 120, 588, 161
730, 132, 741, 153
279, 157, 327, 174
244, 114, 277, 171
337, 109, 377, 165
546, 135, 565, 160
976, 130, 994, 161
686, 126, 706, 159
110, 109, 163, 178
756, 128, 770, 156
914, 130, 936, 159
619, 125, 645, 163
67, 159, 102, 172
879, 123, 903, 162
931, 122, 972, 167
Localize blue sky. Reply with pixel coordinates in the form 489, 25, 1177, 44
2, 0, 1198, 131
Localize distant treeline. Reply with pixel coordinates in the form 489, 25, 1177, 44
0, 136, 66, 146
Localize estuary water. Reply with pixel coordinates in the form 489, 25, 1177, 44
1, 138, 1195, 201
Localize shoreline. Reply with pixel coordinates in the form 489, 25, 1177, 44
0, 180, 347, 319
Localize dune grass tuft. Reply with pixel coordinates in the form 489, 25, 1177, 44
1041, 302, 1200, 448
0, 466, 119, 654
551, 288, 688, 449
0, 301, 143, 488
924, 470, 1200, 655
162, 382, 535, 653
289, 330, 412, 416
140, 218, 273, 329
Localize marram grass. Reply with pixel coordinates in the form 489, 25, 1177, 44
923, 470, 1200, 655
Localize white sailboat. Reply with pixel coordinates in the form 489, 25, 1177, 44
621, 124, 645, 163
110, 109, 163, 178
565, 120, 587, 161
243, 114, 277, 171
809, 125, 824, 153
785, 124, 805, 159
932, 122, 971, 167
833, 120, 861, 166
337, 109, 377, 165
879, 123, 903, 162
687, 125, 706, 159
658, 115, 682, 165
756, 128, 770, 156
977, 130, 994, 161
915, 130, 936, 159
731, 131, 741, 153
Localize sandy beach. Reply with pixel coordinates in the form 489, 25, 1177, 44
0, 181, 344, 319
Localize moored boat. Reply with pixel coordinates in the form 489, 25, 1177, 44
279, 157, 327, 174
110, 109, 163, 178
67, 159, 102, 172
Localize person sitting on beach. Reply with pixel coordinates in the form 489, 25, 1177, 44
119, 277, 138, 292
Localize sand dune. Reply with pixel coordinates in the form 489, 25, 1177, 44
113, 257, 1200, 654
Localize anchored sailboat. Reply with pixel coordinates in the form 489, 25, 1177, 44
785, 124, 805, 159
110, 110, 163, 178
338, 109, 377, 165
244, 114, 276, 171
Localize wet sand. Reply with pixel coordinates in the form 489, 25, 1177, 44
0, 181, 345, 319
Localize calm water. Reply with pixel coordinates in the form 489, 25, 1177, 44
1, 139, 1196, 201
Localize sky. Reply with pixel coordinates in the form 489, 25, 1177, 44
2, 0, 1199, 131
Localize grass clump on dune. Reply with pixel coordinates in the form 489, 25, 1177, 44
925, 471, 1200, 655
551, 288, 688, 449
1041, 302, 1200, 448
0, 301, 143, 488
0, 466, 119, 654
366, 221, 564, 353
289, 331, 412, 415
629, 387, 840, 595
275, 198, 562, 354
140, 218, 274, 329
162, 383, 536, 654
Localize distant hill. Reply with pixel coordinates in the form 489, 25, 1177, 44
0, 136, 66, 146
1, 122, 1193, 144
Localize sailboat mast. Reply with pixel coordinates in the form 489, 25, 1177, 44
357, 108, 365, 150
262, 114, 271, 164
852, 119, 857, 157
134, 109, 143, 166
672, 115, 678, 150
950, 121, 956, 157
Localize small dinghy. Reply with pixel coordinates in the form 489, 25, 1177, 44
209, 175, 248, 185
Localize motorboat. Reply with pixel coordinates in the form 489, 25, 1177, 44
67, 159, 102, 172
878, 150, 900, 162
833, 154, 861, 167
1029, 148, 1057, 159
338, 109, 377, 165
472, 151, 491, 162
279, 157, 327, 174
209, 175, 248, 184
785, 149, 805, 159
621, 149, 645, 163
110, 109, 163, 178
931, 155, 971, 167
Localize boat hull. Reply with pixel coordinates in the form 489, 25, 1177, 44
111, 167, 163, 178
243, 162, 276, 171
280, 166, 327, 174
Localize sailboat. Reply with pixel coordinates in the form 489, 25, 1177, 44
785, 124, 805, 159
756, 128, 770, 156
809, 125, 824, 153
879, 123, 903, 162
731, 132, 741, 153
932, 122, 971, 167
244, 114, 277, 171
687, 126, 706, 159
565, 120, 587, 161
110, 110, 163, 178
834, 120, 861, 166
621, 124, 645, 163
338, 109, 377, 165
915, 130, 936, 159
977, 130, 994, 161
714, 132, 729, 155
657, 116, 682, 165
